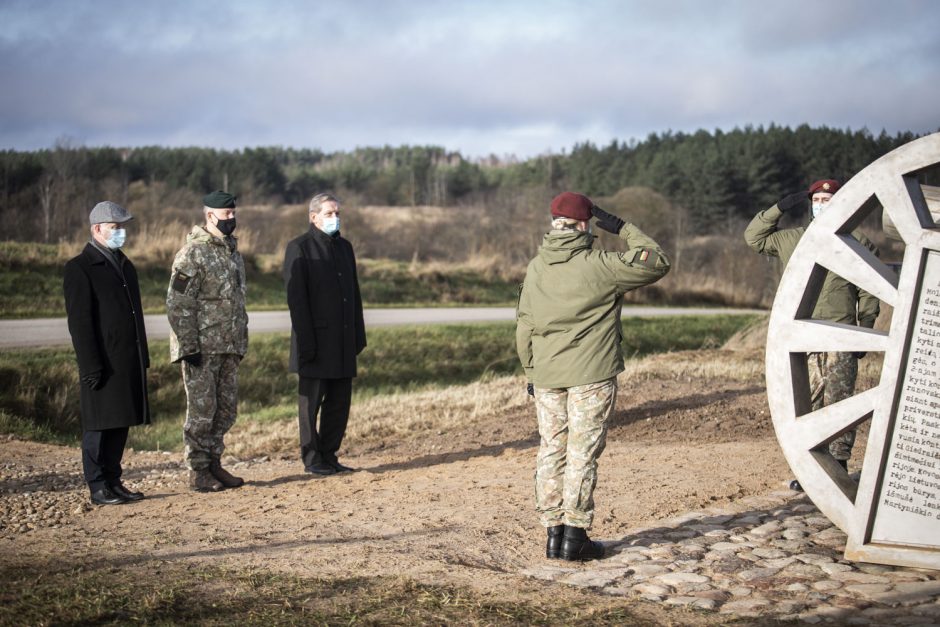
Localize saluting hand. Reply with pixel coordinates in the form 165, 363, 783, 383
590, 205, 626, 234
777, 192, 807, 213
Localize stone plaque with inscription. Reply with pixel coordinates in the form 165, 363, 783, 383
870, 250, 940, 547
764, 132, 940, 570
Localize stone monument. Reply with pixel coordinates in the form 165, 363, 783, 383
766, 132, 940, 570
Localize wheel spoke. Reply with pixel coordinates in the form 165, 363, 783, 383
782, 320, 888, 353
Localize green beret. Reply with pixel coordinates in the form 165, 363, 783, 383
203, 190, 237, 209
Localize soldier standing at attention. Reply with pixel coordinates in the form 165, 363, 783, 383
516, 192, 671, 561
744, 179, 880, 491
167, 191, 249, 492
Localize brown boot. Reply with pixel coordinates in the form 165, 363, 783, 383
210, 458, 244, 488
190, 469, 224, 492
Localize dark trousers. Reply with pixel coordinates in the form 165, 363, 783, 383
298, 377, 352, 468
82, 427, 129, 492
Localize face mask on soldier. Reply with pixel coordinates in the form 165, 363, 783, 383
811, 203, 825, 219
215, 216, 237, 236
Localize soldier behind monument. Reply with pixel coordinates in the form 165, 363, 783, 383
516, 192, 671, 561
167, 191, 249, 492
744, 179, 881, 491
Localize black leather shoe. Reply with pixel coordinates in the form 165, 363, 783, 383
546, 525, 565, 559
789, 479, 803, 492
305, 461, 337, 476
329, 460, 355, 473
109, 483, 144, 501
836, 459, 848, 471
90, 487, 128, 505
560, 526, 605, 561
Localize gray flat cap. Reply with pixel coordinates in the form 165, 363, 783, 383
89, 201, 134, 225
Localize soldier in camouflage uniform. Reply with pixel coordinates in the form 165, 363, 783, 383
167, 191, 249, 492
517, 192, 670, 561
744, 179, 880, 490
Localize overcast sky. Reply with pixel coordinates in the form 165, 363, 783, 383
0, 0, 937, 158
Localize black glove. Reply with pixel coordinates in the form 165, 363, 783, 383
527, 382, 534, 396
81, 371, 103, 390
777, 192, 807, 213
590, 204, 626, 234
854, 352, 867, 360
182, 352, 203, 367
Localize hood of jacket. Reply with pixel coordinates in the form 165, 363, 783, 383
538, 229, 594, 265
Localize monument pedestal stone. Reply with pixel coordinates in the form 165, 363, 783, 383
765, 132, 940, 570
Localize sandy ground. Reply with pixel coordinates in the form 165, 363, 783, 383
1, 347, 818, 623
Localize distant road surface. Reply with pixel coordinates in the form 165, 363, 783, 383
0, 307, 763, 349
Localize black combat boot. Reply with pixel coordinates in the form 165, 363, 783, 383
836, 459, 848, 472
190, 469, 224, 492
789, 479, 803, 492
560, 526, 605, 561
210, 457, 244, 488
546, 525, 565, 559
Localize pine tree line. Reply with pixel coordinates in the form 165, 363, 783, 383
0, 125, 930, 242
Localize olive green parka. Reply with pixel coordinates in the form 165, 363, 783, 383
743, 203, 880, 327
516, 223, 671, 389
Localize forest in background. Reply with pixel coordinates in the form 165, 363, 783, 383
1, 124, 932, 244
0, 125, 932, 311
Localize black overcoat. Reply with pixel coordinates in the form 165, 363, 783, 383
63, 243, 150, 430
283, 226, 366, 378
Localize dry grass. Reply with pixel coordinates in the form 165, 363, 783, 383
224, 347, 766, 460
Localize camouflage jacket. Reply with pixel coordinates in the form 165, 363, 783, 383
166, 225, 249, 362
744, 203, 880, 327
516, 222, 671, 388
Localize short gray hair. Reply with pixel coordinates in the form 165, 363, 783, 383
551, 216, 580, 230
309, 193, 340, 214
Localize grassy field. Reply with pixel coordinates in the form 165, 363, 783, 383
0, 242, 522, 317
0, 315, 757, 451
0, 559, 663, 626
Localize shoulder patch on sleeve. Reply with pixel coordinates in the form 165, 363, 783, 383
172, 271, 191, 293
633, 249, 660, 268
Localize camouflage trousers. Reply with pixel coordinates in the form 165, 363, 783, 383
808, 351, 858, 461
182, 353, 240, 470
534, 377, 618, 529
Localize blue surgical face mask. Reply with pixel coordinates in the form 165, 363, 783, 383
322, 216, 340, 235
105, 228, 126, 249
811, 203, 825, 219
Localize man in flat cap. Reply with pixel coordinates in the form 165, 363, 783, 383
64, 201, 149, 505
283, 192, 366, 476
516, 192, 670, 561
167, 190, 249, 492
745, 179, 880, 490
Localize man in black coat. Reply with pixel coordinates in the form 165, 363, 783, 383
63, 201, 150, 505
283, 193, 366, 476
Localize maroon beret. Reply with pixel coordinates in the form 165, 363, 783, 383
550, 192, 593, 221
808, 179, 840, 197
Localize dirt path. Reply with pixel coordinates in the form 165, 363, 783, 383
1, 348, 803, 623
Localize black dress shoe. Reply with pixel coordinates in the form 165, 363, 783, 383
560, 526, 605, 561
305, 461, 337, 476
329, 460, 355, 473
90, 487, 128, 506
109, 483, 144, 501
789, 479, 803, 492
546, 524, 565, 559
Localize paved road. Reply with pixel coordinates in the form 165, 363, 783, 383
0, 307, 763, 349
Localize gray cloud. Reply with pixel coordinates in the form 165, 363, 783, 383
0, 0, 937, 156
